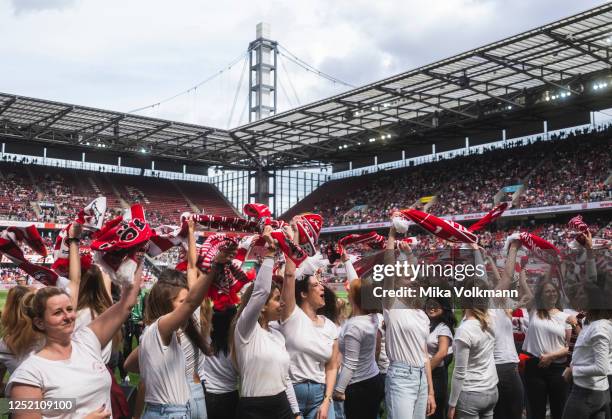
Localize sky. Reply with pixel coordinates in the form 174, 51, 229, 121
0, 0, 608, 129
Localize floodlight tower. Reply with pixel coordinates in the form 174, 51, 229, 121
248, 23, 278, 122
247, 23, 278, 210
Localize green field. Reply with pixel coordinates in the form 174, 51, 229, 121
0, 290, 6, 311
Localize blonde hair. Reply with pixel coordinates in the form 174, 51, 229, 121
471, 308, 492, 332
1, 286, 41, 358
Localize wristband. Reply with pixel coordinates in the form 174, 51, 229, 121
66, 237, 80, 244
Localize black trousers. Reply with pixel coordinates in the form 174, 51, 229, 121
344, 374, 385, 419
122, 320, 143, 361
206, 390, 239, 419
494, 363, 524, 419
235, 391, 293, 419
524, 357, 568, 419
562, 385, 610, 419
429, 365, 448, 419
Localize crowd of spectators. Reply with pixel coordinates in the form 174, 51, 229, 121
0, 161, 234, 227
308, 125, 611, 227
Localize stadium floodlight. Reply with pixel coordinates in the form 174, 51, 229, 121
140, 148, 147, 153
369, 138, 376, 143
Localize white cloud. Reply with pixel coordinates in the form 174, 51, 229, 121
0, 0, 606, 128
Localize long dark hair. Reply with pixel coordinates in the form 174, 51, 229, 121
426, 297, 456, 335
145, 269, 211, 355
296, 276, 338, 323
318, 285, 339, 323
211, 305, 237, 357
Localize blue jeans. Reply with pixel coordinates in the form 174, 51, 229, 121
189, 381, 207, 419
142, 402, 191, 419
385, 362, 427, 419
334, 400, 345, 419
293, 381, 335, 419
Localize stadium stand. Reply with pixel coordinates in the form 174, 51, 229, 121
284, 125, 612, 227
0, 160, 238, 226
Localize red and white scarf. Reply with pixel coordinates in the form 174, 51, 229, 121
567, 215, 610, 249
52, 197, 107, 276
91, 204, 152, 285
0, 225, 58, 285
398, 202, 508, 244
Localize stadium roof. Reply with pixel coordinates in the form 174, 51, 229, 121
1, 3, 611, 169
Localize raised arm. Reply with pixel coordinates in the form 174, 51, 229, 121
280, 224, 298, 322
157, 257, 222, 346
342, 252, 359, 283
582, 231, 597, 284
382, 225, 397, 310
186, 217, 199, 289
67, 223, 82, 307
496, 240, 520, 293
281, 257, 297, 322
236, 228, 275, 341
89, 261, 144, 348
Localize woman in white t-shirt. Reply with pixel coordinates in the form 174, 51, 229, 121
204, 305, 239, 419
490, 238, 532, 419
562, 304, 612, 419
382, 225, 436, 419
332, 278, 384, 419
522, 280, 572, 419
8, 261, 144, 419
424, 296, 455, 419
139, 218, 223, 419
0, 285, 40, 389
231, 227, 299, 419
448, 301, 498, 419
280, 225, 339, 419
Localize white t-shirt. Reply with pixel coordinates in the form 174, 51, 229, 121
571, 319, 612, 391
235, 318, 291, 397
203, 351, 238, 394
522, 310, 571, 362
75, 308, 112, 364
426, 323, 454, 367
383, 304, 429, 366
376, 313, 389, 374
490, 309, 519, 364
453, 319, 498, 392
7, 327, 112, 419
0, 338, 28, 375
178, 329, 205, 384
280, 306, 339, 384
140, 320, 191, 405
